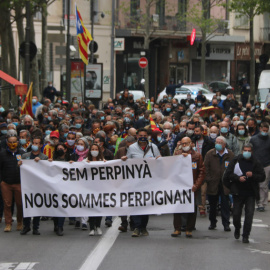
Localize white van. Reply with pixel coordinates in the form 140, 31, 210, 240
257, 70, 270, 109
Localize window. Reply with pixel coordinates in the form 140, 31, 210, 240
177, 0, 187, 31
234, 13, 249, 29
156, 0, 165, 27
130, 0, 140, 21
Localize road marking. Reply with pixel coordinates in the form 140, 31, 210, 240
79, 217, 121, 270
247, 248, 270, 255
0, 262, 38, 270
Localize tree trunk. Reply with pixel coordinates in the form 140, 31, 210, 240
200, 34, 206, 82
30, 15, 40, 98
249, 11, 255, 104
41, 2, 48, 96
7, 18, 18, 109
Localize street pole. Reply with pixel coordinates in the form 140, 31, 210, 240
66, 0, 71, 101
90, 0, 94, 64
110, 0, 115, 98
24, 0, 30, 87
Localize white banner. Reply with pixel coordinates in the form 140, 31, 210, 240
20, 156, 194, 217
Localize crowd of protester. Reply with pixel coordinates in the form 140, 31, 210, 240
0, 88, 269, 243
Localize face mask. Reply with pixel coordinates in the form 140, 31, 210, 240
193, 147, 197, 151
186, 102, 189, 106
124, 117, 130, 122
153, 108, 159, 112
49, 84, 53, 87
64, 133, 68, 138
76, 145, 85, 151
1, 130, 7, 135
182, 145, 190, 152
187, 97, 191, 100
215, 144, 223, 151
240, 115, 245, 121
91, 150, 99, 157
13, 122, 19, 127
238, 130, 245, 136
8, 142, 18, 150
67, 140, 75, 146
173, 104, 177, 107
256, 105, 260, 109
45, 130, 52, 136
119, 95, 122, 99
57, 100, 61, 103
58, 117, 63, 121
209, 133, 217, 139
0, 107, 5, 112
220, 127, 228, 133
216, 96, 221, 100
48, 116, 52, 121
246, 108, 251, 111
168, 97, 172, 100
261, 131, 268, 136
179, 128, 186, 133
194, 134, 201, 141
157, 136, 162, 142
166, 108, 171, 112
257, 120, 261, 124
56, 149, 65, 156
186, 130, 194, 136
163, 129, 170, 135
32, 99, 37, 104
187, 112, 191, 116
243, 151, 251, 159
7, 119, 11, 124
19, 139, 27, 145
197, 103, 202, 107
31, 145, 39, 152
138, 137, 148, 142
139, 116, 144, 120
75, 124, 82, 129
100, 116, 105, 121
163, 98, 167, 102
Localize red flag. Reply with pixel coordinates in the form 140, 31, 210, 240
21, 82, 33, 117
150, 116, 157, 130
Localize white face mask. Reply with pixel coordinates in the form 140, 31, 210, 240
76, 145, 85, 152
209, 133, 217, 139
163, 129, 170, 135
186, 130, 194, 136
182, 145, 190, 152
91, 150, 99, 157
67, 140, 75, 146
179, 127, 186, 133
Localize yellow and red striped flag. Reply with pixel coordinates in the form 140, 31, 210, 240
149, 116, 157, 130
76, 4, 92, 65
21, 82, 33, 117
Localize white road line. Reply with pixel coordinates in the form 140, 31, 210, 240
79, 217, 121, 270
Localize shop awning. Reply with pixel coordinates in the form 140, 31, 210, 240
0, 70, 27, 95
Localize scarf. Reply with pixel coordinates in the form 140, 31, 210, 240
75, 148, 89, 161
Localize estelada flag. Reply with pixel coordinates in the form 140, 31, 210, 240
149, 116, 157, 130
21, 82, 33, 117
76, 4, 93, 65
147, 100, 152, 111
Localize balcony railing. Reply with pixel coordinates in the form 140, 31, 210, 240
261, 27, 270, 41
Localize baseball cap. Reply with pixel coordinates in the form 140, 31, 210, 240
50, 131, 59, 138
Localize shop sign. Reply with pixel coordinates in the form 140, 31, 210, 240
235, 43, 262, 60
114, 38, 125, 51
196, 44, 234, 60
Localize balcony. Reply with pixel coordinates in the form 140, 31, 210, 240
261, 27, 270, 42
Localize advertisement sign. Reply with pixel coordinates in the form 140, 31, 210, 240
70, 60, 84, 102
85, 63, 103, 100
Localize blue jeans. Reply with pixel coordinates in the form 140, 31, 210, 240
23, 217, 40, 230
208, 188, 230, 227
233, 195, 255, 237
132, 215, 149, 230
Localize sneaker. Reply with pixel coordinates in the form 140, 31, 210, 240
89, 230, 95, 236
105, 219, 112, 227
20, 226, 31, 235
118, 225, 127, 232
56, 227, 64, 236
33, 229, 40, 235
185, 231, 192, 238
132, 228, 140, 237
17, 222, 23, 231
224, 225, 231, 232
75, 221, 81, 229
257, 207, 265, 212
141, 228, 149, 236
242, 236, 249, 243
4, 224, 12, 232
81, 224, 88, 230
171, 230, 181, 237
234, 228, 240, 240
96, 227, 102, 236
208, 224, 216, 230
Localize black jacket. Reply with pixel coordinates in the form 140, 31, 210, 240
0, 148, 25, 184
223, 155, 265, 200
200, 136, 215, 160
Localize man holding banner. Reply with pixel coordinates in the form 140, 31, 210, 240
121, 128, 161, 237
172, 137, 205, 238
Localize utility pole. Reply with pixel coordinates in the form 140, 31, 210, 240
90, 0, 94, 64
66, 0, 71, 101
24, 0, 30, 86
110, 0, 115, 98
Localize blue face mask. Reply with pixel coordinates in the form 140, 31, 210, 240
0, 107, 5, 113
261, 131, 268, 136
119, 95, 122, 99
221, 127, 228, 133
157, 136, 162, 142
243, 151, 251, 159
124, 117, 130, 122
139, 116, 144, 120
256, 105, 260, 109
64, 133, 68, 138
131, 113, 134, 117
19, 139, 27, 145
138, 137, 148, 142
187, 112, 191, 116
240, 115, 245, 121
45, 130, 52, 136
238, 130, 245, 136
31, 145, 39, 152
215, 144, 223, 151
186, 102, 189, 106
197, 103, 202, 107
48, 116, 52, 121
75, 124, 82, 129
166, 108, 171, 112
100, 116, 105, 121
1, 130, 7, 135
32, 99, 37, 104
257, 120, 261, 124
13, 122, 19, 127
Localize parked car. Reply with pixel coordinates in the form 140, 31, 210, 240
185, 82, 212, 92
209, 81, 234, 95
173, 85, 226, 103
120, 90, 146, 101
257, 70, 270, 109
